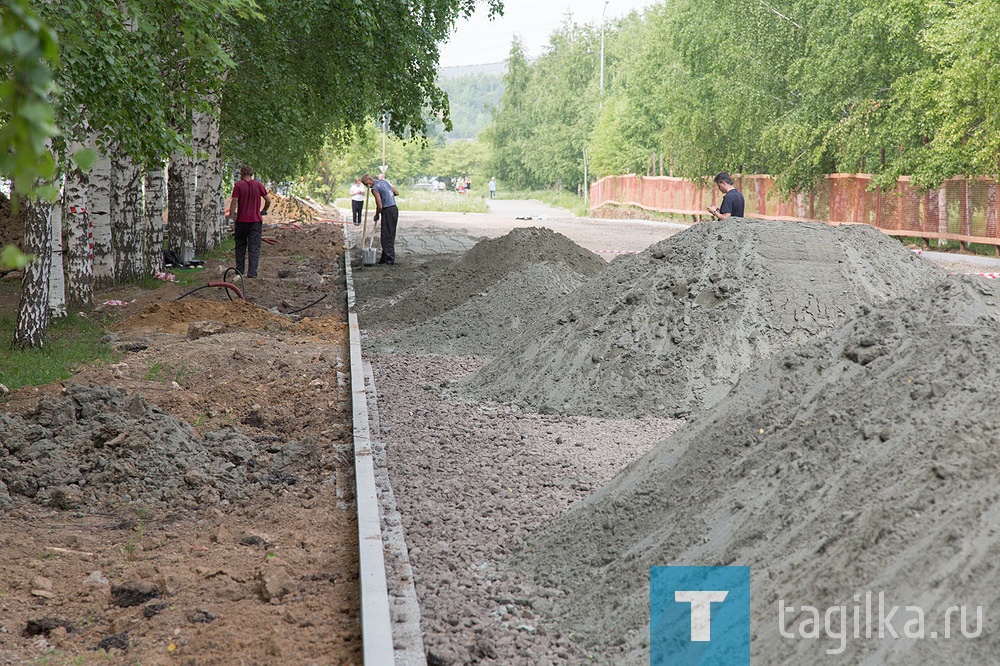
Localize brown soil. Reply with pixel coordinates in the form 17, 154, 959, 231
0, 205, 361, 664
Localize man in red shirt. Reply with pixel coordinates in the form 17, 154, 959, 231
227, 165, 271, 278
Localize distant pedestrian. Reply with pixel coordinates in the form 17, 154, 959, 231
228, 165, 271, 278
489, 177, 497, 199
362, 173, 400, 265
350, 177, 365, 225
707, 172, 745, 219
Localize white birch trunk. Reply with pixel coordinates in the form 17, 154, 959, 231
193, 106, 225, 253
144, 165, 166, 274
111, 154, 144, 282
15, 196, 53, 348
48, 187, 66, 318
89, 147, 114, 288
167, 150, 197, 259
63, 150, 93, 309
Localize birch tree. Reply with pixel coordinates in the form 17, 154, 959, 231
15, 194, 52, 347
62, 148, 92, 309
47, 187, 65, 318
193, 105, 224, 254
88, 149, 114, 288
143, 164, 165, 275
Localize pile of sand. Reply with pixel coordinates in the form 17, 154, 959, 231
462, 219, 945, 417
512, 276, 1000, 663
373, 262, 591, 356
360, 227, 606, 329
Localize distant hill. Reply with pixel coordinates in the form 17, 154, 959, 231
438, 69, 505, 139
439, 62, 507, 80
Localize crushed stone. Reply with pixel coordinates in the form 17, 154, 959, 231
372, 261, 591, 356
462, 219, 946, 417
511, 275, 1000, 664
360, 227, 606, 329
0, 385, 319, 511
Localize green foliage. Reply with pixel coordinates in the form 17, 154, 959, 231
0, 311, 113, 390
0, 0, 59, 200
297, 123, 436, 203
221, 0, 504, 181
485, 0, 1000, 193
0, 244, 33, 269
38, 0, 256, 170
482, 38, 537, 189
429, 140, 489, 183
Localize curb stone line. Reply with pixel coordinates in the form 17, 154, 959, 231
345, 223, 394, 665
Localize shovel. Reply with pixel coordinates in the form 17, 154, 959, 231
359, 188, 377, 266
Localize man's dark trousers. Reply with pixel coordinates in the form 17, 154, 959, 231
378, 205, 398, 264
234, 221, 263, 277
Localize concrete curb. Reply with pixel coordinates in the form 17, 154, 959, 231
344, 223, 427, 665
345, 228, 394, 665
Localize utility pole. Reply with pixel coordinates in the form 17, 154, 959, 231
381, 114, 388, 176
600, 1, 609, 109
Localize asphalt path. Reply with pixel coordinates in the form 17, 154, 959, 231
348, 198, 1000, 273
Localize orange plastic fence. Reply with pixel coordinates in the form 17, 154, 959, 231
591, 174, 1000, 246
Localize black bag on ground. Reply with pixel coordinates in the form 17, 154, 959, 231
163, 249, 184, 266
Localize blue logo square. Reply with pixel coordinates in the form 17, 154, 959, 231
650, 566, 750, 665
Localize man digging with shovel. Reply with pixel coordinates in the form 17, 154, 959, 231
362, 173, 399, 265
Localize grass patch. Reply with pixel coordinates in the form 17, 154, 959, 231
897, 236, 1000, 257
145, 361, 192, 387
399, 189, 489, 213
0, 312, 114, 391
497, 189, 589, 217
336, 189, 489, 214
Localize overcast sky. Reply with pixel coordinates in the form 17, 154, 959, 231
439, 0, 662, 68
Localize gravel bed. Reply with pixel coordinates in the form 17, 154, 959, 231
368, 351, 679, 664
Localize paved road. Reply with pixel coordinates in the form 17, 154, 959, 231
392, 199, 688, 260
347, 199, 1000, 273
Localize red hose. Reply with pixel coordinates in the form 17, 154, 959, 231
207, 281, 245, 301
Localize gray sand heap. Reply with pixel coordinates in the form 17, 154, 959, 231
0, 385, 320, 511
374, 261, 591, 356
512, 276, 1000, 664
462, 218, 945, 417
361, 227, 606, 328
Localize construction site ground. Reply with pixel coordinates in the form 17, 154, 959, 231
2, 197, 999, 665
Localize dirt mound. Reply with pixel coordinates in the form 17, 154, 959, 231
0, 384, 320, 511
360, 227, 606, 328
512, 276, 1000, 663
372, 261, 591, 356
265, 193, 318, 225
462, 219, 945, 417
117, 298, 289, 335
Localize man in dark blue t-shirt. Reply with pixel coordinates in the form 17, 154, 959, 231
707, 172, 745, 219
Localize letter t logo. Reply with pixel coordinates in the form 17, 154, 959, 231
675, 590, 729, 641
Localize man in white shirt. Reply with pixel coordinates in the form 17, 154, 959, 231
350, 178, 366, 225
